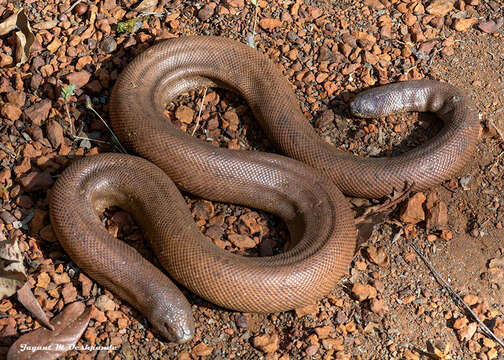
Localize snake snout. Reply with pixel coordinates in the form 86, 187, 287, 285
163, 321, 193, 344
349, 94, 380, 118
153, 315, 194, 343
149, 299, 195, 343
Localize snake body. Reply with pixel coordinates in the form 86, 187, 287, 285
49, 37, 479, 343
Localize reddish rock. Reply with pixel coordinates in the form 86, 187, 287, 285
66, 71, 91, 88
314, 325, 333, 339
175, 105, 194, 124
37, 272, 51, 289
364, 0, 384, 9
0, 167, 10, 184
366, 245, 389, 267
18, 171, 54, 192
295, 303, 318, 317
457, 322, 477, 341
453, 17, 477, 32
79, 273, 93, 298
463, 294, 479, 306
24, 99, 52, 125
1, 103, 22, 121
192, 342, 214, 357
453, 316, 468, 330
6, 91, 26, 107
61, 283, 78, 303
351, 283, 377, 301
253, 333, 279, 353
228, 234, 256, 249
0, 77, 13, 93
369, 298, 389, 315
259, 18, 283, 31
426, 0, 453, 17
226, 0, 244, 8
198, 4, 215, 21
89, 306, 107, 323
14, 157, 31, 177
95, 295, 116, 312
426, 201, 448, 230
52, 272, 71, 285
400, 193, 426, 224
46, 120, 65, 148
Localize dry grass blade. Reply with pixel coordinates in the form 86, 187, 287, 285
7, 302, 91, 360
410, 241, 504, 349
191, 87, 208, 136
64, 0, 83, 14
17, 283, 54, 331
85, 96, 128, 154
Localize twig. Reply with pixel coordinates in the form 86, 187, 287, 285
252, 1, 258, 37
0, 143, 16, 158
73, 136, 111, 145
64, 102, 75, 137
246, 0, 259, 48
410, 241, 504, 349
65, 0, 83, 14
139, 11, 165, 17
354, 183, 414, 225
191, 87, 207, 136
85, 97, 127, 154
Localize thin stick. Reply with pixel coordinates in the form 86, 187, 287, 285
191, 87, 207, 136
64, 102, 75, 137
354, 183, 414, 225
73, 136, 111, 145
86, 102, 128, 154
252, 2, 258, 36
65, 0, 83, 13
410, 241, 504, 349
0, 143, 16, 158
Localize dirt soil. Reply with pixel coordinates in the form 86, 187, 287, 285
0, 0, 503, 359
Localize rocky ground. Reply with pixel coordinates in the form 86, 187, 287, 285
0, 0, 503, 359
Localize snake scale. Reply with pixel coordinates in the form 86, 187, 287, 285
49, 37, 479, 343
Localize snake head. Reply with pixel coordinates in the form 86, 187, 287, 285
350, 93, 382, 118
149, 296, 195, 343
151, 306, 194, 343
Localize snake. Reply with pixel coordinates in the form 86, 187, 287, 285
49, 36, 479, 343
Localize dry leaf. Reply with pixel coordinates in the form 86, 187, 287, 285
366, 245, 390, 267
356, 211, 389, 246
14, 11, 34, 65
134, 0, 159, 12
0, 231, 27, 299
7, 302, 91, 360
0, 12, 18, 36
17, 283, 54, 331
0, 9, 35, 65
478, 17, 504, 34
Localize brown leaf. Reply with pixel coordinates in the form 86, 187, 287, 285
0, 12, 18, 36
14, 11, 35, 65
17, 283, 54, 330
0, 232, 27, 300
7, 302, 91, 360
0, 10, 35, 65
478, 18, 504, 34
133, 0, 159, 12
356, 212, 389, 246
